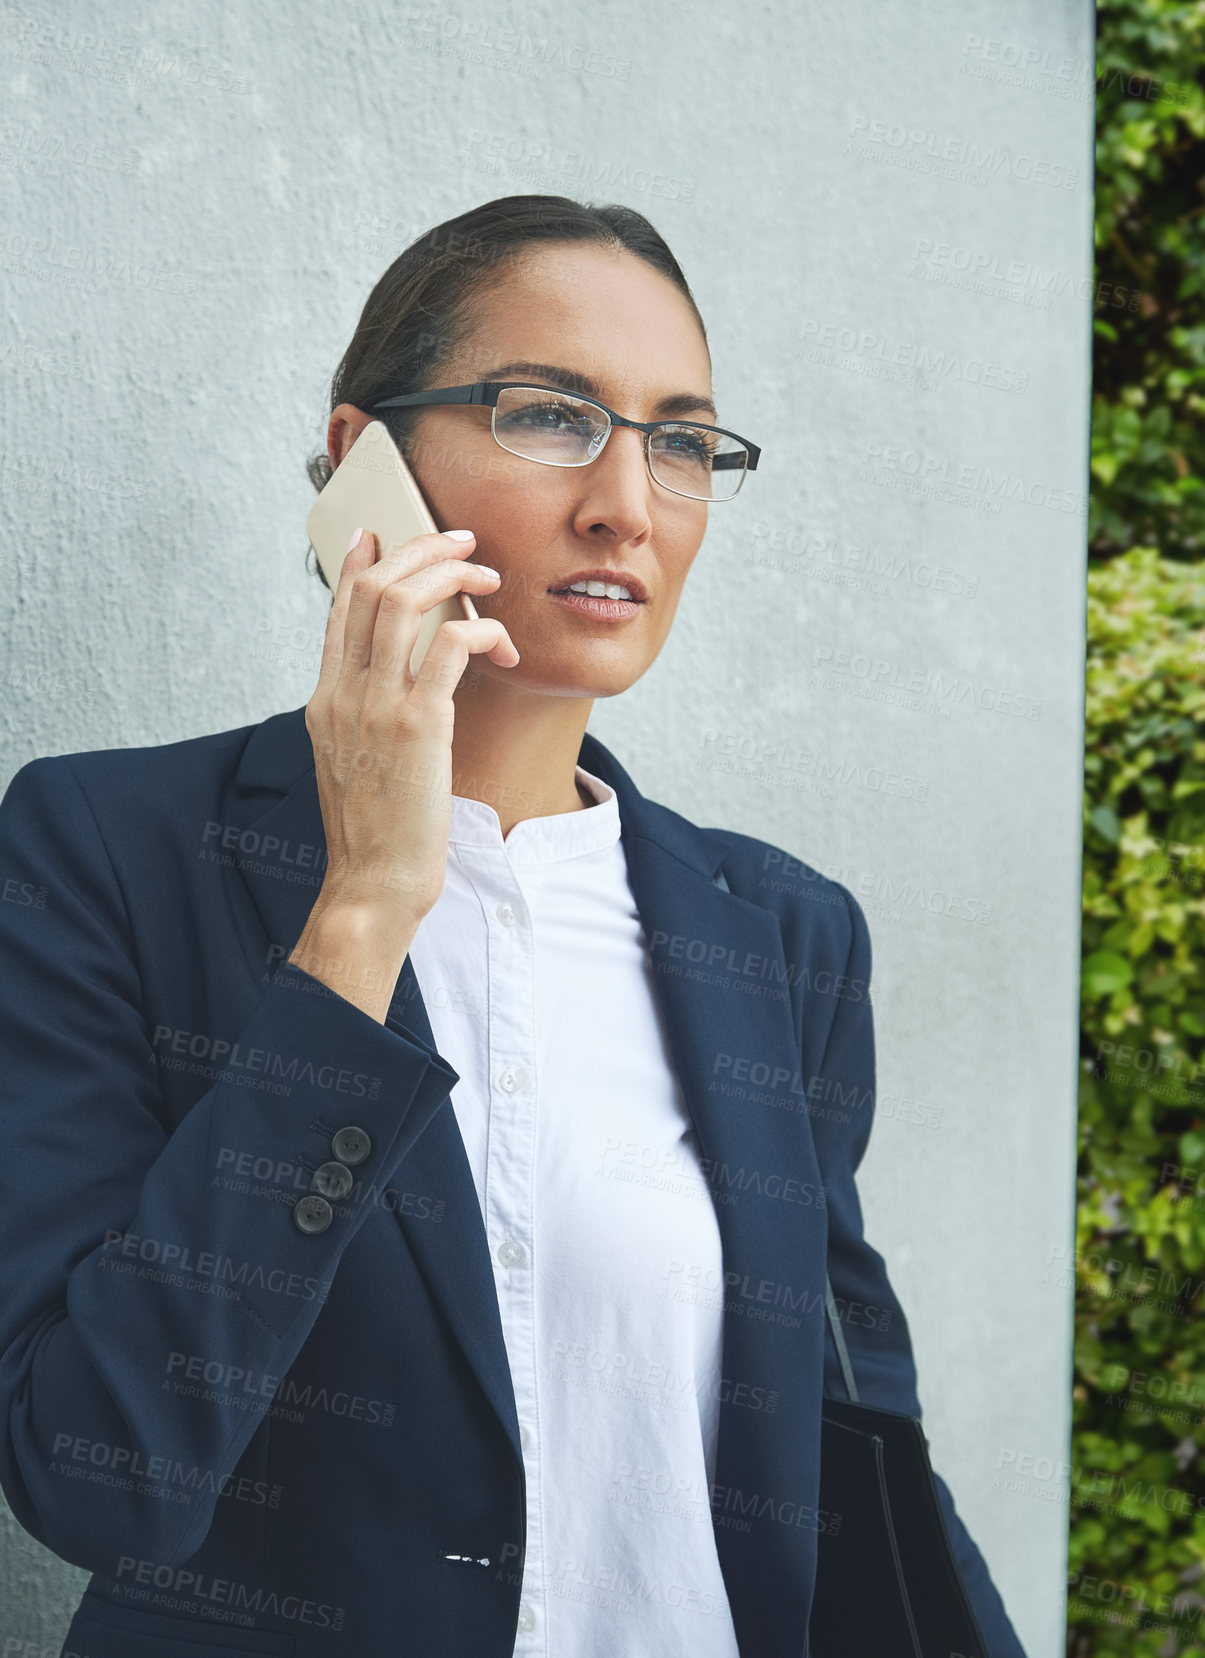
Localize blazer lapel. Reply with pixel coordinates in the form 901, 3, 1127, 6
226, 707, 829, 1645
580, 735, 830, 1644
224, 707, 526, 1466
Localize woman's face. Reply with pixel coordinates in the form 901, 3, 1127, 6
393, 242, 715, 701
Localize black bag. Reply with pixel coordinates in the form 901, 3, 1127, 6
809, 1276, 991, 1658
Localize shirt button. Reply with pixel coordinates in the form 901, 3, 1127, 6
519, 1420, 533, 1450
293, 1195, 333, 1234
499, 1068, 521, 1093
311, 1160, 354, 1200
517, 1602, 535, 1633
331, 1126, 371, 1165
496, 1239, 526, 1267
496, 902, 517, 926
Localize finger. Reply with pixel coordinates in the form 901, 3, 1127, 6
319, 528, 378, 683
405, 618, 520, 714
376, 528, 478, 570
362, 561, 503, 690
342, 530, 478, 675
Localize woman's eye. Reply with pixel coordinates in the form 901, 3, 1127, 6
662, 429, 713, 460
507, 400, 587, 429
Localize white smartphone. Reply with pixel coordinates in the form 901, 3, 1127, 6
305, 419, 479, 677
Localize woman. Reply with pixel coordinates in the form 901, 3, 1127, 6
0, 195, 1026, 1658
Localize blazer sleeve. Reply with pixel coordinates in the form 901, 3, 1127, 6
813, 884, 1028, 1658
0, 755, 460, 1574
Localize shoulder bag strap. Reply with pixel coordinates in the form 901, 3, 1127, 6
826, 1274, 860, 1404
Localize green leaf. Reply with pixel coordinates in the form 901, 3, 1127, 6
1091, 804, 1124, 844
1082, 950, 1136, 997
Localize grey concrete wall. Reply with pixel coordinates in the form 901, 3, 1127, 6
0, 2, 1090, 1654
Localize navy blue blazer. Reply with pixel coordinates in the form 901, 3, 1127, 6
0, 704, 1027, 1658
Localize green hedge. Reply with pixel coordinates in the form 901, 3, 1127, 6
1091, 0, 1205, 562
1069, 2, 1205, 1651
1071, 547, 1205, 1655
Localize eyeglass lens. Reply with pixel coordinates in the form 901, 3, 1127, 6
491, 386, 747, 501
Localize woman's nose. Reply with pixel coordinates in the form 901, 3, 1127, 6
592, 423, 654, 493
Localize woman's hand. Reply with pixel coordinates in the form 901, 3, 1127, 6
289, 527, 518, 1020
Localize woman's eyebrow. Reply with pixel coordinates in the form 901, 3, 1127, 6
480, 359, 718, 421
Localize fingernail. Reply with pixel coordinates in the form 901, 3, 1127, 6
478, 565, 500, 579
446, 530, 475, 541
346, 527, 363, 552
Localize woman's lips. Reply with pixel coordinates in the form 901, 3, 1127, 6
547, 590, 643, 620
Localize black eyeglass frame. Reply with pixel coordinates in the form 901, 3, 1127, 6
367, 380, 761, 500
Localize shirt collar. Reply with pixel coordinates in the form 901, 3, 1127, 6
446, 764, 620, 864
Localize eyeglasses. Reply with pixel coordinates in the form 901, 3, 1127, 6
368, 380, 761, 503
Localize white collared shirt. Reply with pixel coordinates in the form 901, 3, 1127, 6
406, 764, 742, 1658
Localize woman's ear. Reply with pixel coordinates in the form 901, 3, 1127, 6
326, 403, 373, 470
